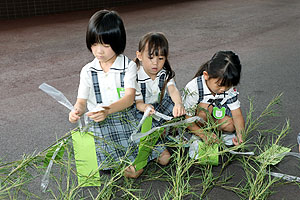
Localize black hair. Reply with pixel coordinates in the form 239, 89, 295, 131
193, 51, 242, 87
135, 32, 175, 103
86, 10, 126, 55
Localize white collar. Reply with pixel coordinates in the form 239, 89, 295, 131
137, 66, 166, 82
201, 75, 232, 101
89, 54, 125, 72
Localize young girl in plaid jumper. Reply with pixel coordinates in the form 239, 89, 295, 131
135, 32, 185, 125
130, 32, 185, 178
69, 10, 139, 177
184, 51, 244, 146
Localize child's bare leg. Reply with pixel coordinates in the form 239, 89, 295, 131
157, 149, 171, 166
196, 103, 210, 124
124, 165, 144, 178
217, 116, 235, 133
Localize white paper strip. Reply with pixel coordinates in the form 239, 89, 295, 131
154, 111, 173, 121
39, 83, 74, 111
222, 134, 235, 146
86, 104, 105, 114
39, 83, 82, 128
39, 83, 81, 190
130, 116, 204, 141
41, 141, 64, 192
133, 106, 152, 135
277, 152, 300, 159
229, 150, 255, 156
269, 171, 300, 182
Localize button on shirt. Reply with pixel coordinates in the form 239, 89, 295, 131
135, 67, 175, 104
183, 75, 240, 116
77, 55, 137, 111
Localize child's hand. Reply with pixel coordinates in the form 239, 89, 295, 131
145, 104, 155, 116
232, 134, 243, 146
172, 103, 186, 118
87, 107, 110, 122
69, 109, 80, 123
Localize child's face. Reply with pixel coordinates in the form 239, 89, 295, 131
91, 43, 116, 64
136, 44, 165, 79
203, 71, 231, 95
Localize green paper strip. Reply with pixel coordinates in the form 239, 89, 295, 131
133, 116, 162, 171
72, 130, 100, 187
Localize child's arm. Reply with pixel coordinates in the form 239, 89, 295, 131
231, 108, 245, 146
136, 99, 155, 115
69, 98, 87, 123
87, 88, 136, 122
186, 115, 218, 144
167, 85, 186, 117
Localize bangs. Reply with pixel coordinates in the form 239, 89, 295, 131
219, 77, 234, 87
208, 54, 240, 87
91, 26, 120, 45
219, 66, 240, 87
146, 35, 168, 57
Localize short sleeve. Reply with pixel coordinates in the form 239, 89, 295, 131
226, 87, 241, 111
166, 78, 175, 87
183, 79, 199, 116
77, 65, 91, 100
124, 60, 137, 89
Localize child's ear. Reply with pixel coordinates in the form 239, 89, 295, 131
136, 51, 142, 61
203, 71, 209, 80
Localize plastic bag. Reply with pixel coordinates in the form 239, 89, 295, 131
39, 83, 74, 111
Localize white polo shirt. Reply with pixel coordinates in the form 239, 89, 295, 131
77, 55, 137, 111
135, 67, 175, 104
183, 75, 240, 116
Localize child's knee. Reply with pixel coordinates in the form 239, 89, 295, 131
196, 103, 210, 121
222, 123, 235, 133
197, 110, 208, 122
219, 117, 235, 132
157, 149, 171, 166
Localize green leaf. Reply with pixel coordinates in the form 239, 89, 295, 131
43, 142, 65, 167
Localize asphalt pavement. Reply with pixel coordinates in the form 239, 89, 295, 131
1, 0, 300, 199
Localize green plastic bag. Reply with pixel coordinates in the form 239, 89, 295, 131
72, 130, 100, 187
133, 116, 163, 171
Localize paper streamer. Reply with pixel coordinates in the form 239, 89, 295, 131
39, 83, 84, 191
269, 171, 300, 182
39, 83, 74, 111
87, 104, 105, 114
134, 106, 152, 135
153, 111, 173, 121
39, 83, 83, 128
222, 134, 235, 146
41, 141, 64, 192
133, 106, 173, 136
229, 150, 254, 156
266, 149, 300, 182
130, 116, 204, 141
